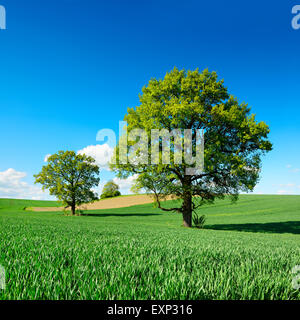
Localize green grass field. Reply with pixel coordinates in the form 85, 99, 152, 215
0, 195, 299, 300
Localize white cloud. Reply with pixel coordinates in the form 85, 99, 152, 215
286, 183, 296, 187
286, 164, 300, 173
0, 168, 51, 200
91, 180, 108, 198
278, 183, 296, 188
271, 182, 300, 195
277, 190, 289, 195
3, 144, 114, 200
77, 144, 114, 170
113, 174, 138, 195
44, 154, 51, 162
92, 175, 138, 197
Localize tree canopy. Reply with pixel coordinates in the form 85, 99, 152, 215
34, 150, 100, 215
111, 68, 272, 227
100, 180, 121, 199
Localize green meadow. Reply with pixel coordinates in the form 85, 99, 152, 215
0, 195, 299, 300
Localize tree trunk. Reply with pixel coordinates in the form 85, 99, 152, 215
71, 202, 76, 216
182, 210, 192, 227
182, 179, 192, 227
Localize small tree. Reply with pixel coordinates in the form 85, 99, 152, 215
100, 180, 121, 199
34, 150, 100, 215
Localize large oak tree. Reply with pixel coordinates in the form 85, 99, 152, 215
111, 68, 272, 227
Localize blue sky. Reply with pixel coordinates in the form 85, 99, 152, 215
0, 0, 299, 199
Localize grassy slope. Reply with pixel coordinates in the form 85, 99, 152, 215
0, 195, 299, 300
0, 199, 61, 211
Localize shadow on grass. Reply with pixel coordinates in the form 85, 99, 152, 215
205, 221, 300, 235
81, 213, 162, 218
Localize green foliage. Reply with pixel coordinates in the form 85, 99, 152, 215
193, 213, 206, 229
100, 180, 121, 199
34, 150, 100, 215
0, 195, 299, 300
111, 68, 272, 226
